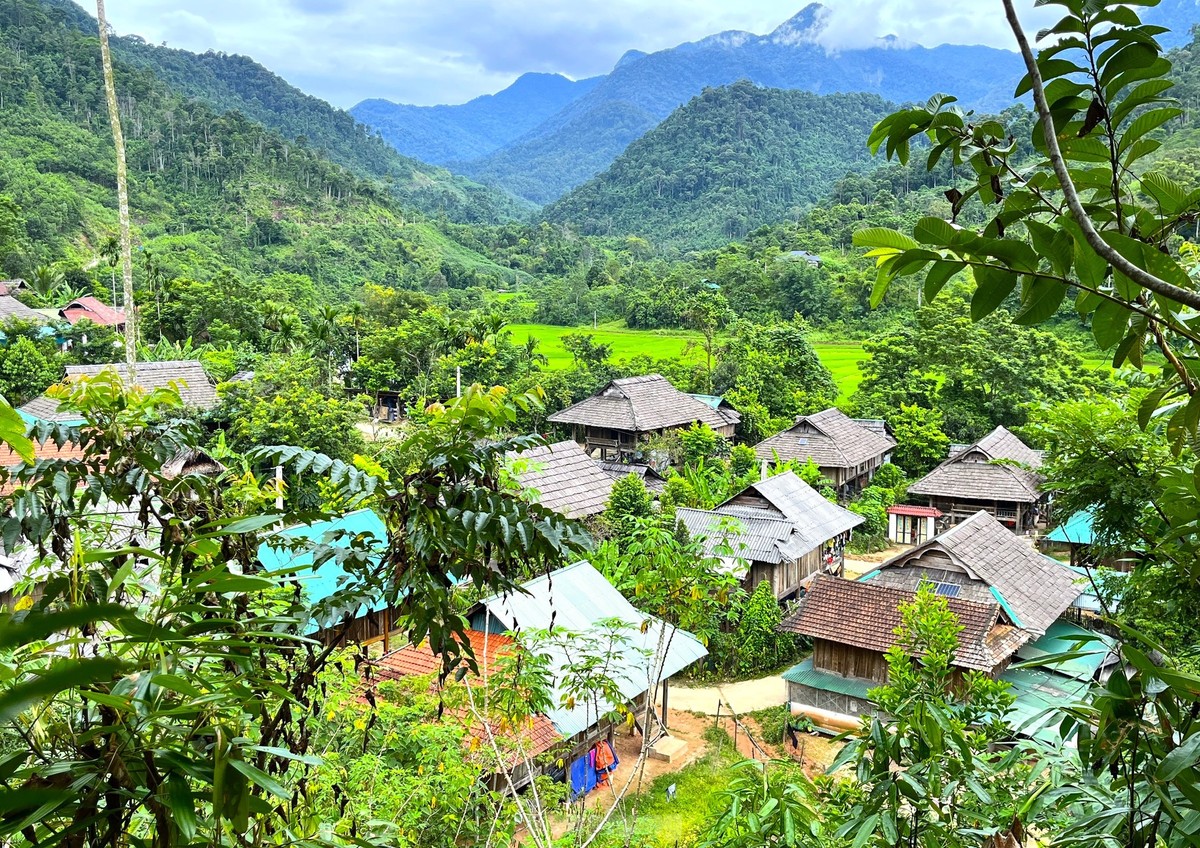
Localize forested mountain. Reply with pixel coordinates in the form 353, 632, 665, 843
32, 0, 525, 224
0, 0, 521, 293
446, 5, 1027, 204
350, 72, 602, 165
543, 82, 895, 248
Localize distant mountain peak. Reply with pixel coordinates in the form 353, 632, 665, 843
615, 49, 648, 69
769, 4, 830, 46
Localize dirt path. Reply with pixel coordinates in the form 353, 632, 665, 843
666, 673, 786, 715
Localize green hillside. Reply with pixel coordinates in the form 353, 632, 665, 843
543, 82, 895, 248
33, 0, 526, 225
0, 0, 520, 294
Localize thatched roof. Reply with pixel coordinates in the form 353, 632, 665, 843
161, 447, 226, 480
547, 375, 732, 433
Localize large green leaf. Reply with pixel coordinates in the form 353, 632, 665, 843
1092, 300, 1131, 349
971, 266, 1019, 321
852, 227, 920, 251
0, 400, 33, 464
0, 659, 124, 723
1014, 277, 1068, 325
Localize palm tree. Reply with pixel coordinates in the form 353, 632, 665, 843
28, 265, 64, 304
345, 301, 364, 360
95, 0, 136, 371
524, 336, 548, 370
269, 312, 306, 354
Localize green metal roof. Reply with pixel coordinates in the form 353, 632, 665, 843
256, 508, 389, 632
1001, 666, 1091, 742
1046, 509, 1095, 545
1016, 620, 1114, 681
781, 658, 876, 700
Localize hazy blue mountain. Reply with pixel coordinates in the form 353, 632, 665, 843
451, 5, 1026, 204
350, 72, 602, 164
543, 81, 895, 248
1147, 0, 1200, 47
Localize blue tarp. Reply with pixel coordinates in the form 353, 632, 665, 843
568, 751, 597, 798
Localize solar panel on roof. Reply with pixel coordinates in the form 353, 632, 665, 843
934, 582, 961, 598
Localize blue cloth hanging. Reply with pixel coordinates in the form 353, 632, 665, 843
568, 752, 598, 798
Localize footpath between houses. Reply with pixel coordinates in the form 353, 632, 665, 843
666, 673, 787, 716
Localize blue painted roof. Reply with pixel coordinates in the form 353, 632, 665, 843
17, 409, 86, 428
256, 508, 389, 632
1046, 509, 1095, 545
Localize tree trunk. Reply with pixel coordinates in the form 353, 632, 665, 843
96, 0, 137, 375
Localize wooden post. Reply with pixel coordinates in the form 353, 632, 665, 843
661, 678, 669, 729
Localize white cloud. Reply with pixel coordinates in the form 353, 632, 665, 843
84, 1, 1057, 108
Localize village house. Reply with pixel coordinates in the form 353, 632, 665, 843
367, 630, 561, 792
677, 471, 863, 601
1044, 508, 1139, 573
906, 425, 1046, 532
18, 360, 219, 426
0, 292, 50, 326
886, 504, 943, 546
255, 508, 396, 648
59, 296, 126, 330
596, 459, 667, 492
753, 408, 895, 497
469, 560, 707, 795
510, 439, 619, 519
778, 510, 1105, 739
547, 374, 738, 461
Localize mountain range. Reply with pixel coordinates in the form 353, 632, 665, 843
352, 1, 1200, 207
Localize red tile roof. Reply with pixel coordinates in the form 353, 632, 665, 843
888, 505, 943, 517
0, 440, 92, 495
367, 630, 560, 767
780, 573, 1030, 671
60, 297, 126, 327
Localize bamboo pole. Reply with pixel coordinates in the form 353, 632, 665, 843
96, 0, 137, 375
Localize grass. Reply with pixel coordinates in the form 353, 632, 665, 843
591, 726, 742, 848
510, 322, 867, 400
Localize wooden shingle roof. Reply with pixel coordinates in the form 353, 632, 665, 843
678, 471, 863, 564
20, 361, 219, 424
0, 294, 49, 324
908, 425, 1042, 503
779, 573, 1030, 671
879, 510, 1080, 635
547, 374, 732, 433
754, 407, 895, 470
511, 440, 616, 518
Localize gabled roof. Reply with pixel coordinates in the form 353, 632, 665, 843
472, 561, 707, 737
677, 472, 863, 564
0, 293, 49, 324
369, 630, 561, 766
546, 374, 732, 433
511, 439, 616, 518
753, 407, 895, 470
779, 573, 1030, 671
909, 425, 1042, 503
597, 460, 667, 492
878, 510, 1079, 635
21, 361, 218, 423
60, 296, 125, 327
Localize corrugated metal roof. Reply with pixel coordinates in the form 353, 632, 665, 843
1001, 666, 1091, 741
473, 560, 708, 737
1015, 620, 1115, 682
677, 507, 794, 564
256, 509, 389, 632
1046, 509, 1095, 545
782, 657, 874, 699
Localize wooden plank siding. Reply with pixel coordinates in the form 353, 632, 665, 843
745, 547, 824, 601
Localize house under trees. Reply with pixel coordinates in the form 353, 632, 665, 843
906, 425, 1046, 532
19, 360, 218, 426
547, 374, 738, 461
778, 510, 1108, 739
753, 408, 895, 497
677, 471, 862, 601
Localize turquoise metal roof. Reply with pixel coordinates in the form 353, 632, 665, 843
1016, 620, 1114, 682
18, 409, 85, 428
256, 508, 389, 632
782, 657, 875, 700
688, 394, 725, 409
1046, 509, 1095, 545
1001, 666, 1091, 742
989, 586, 1024, 628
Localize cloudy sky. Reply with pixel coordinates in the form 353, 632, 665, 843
90, 1, 1057, 109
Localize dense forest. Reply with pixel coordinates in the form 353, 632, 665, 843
543, 83, 897, 247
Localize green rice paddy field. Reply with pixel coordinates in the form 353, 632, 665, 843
510, 322, 1116, 402
509, 322, 866, 399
